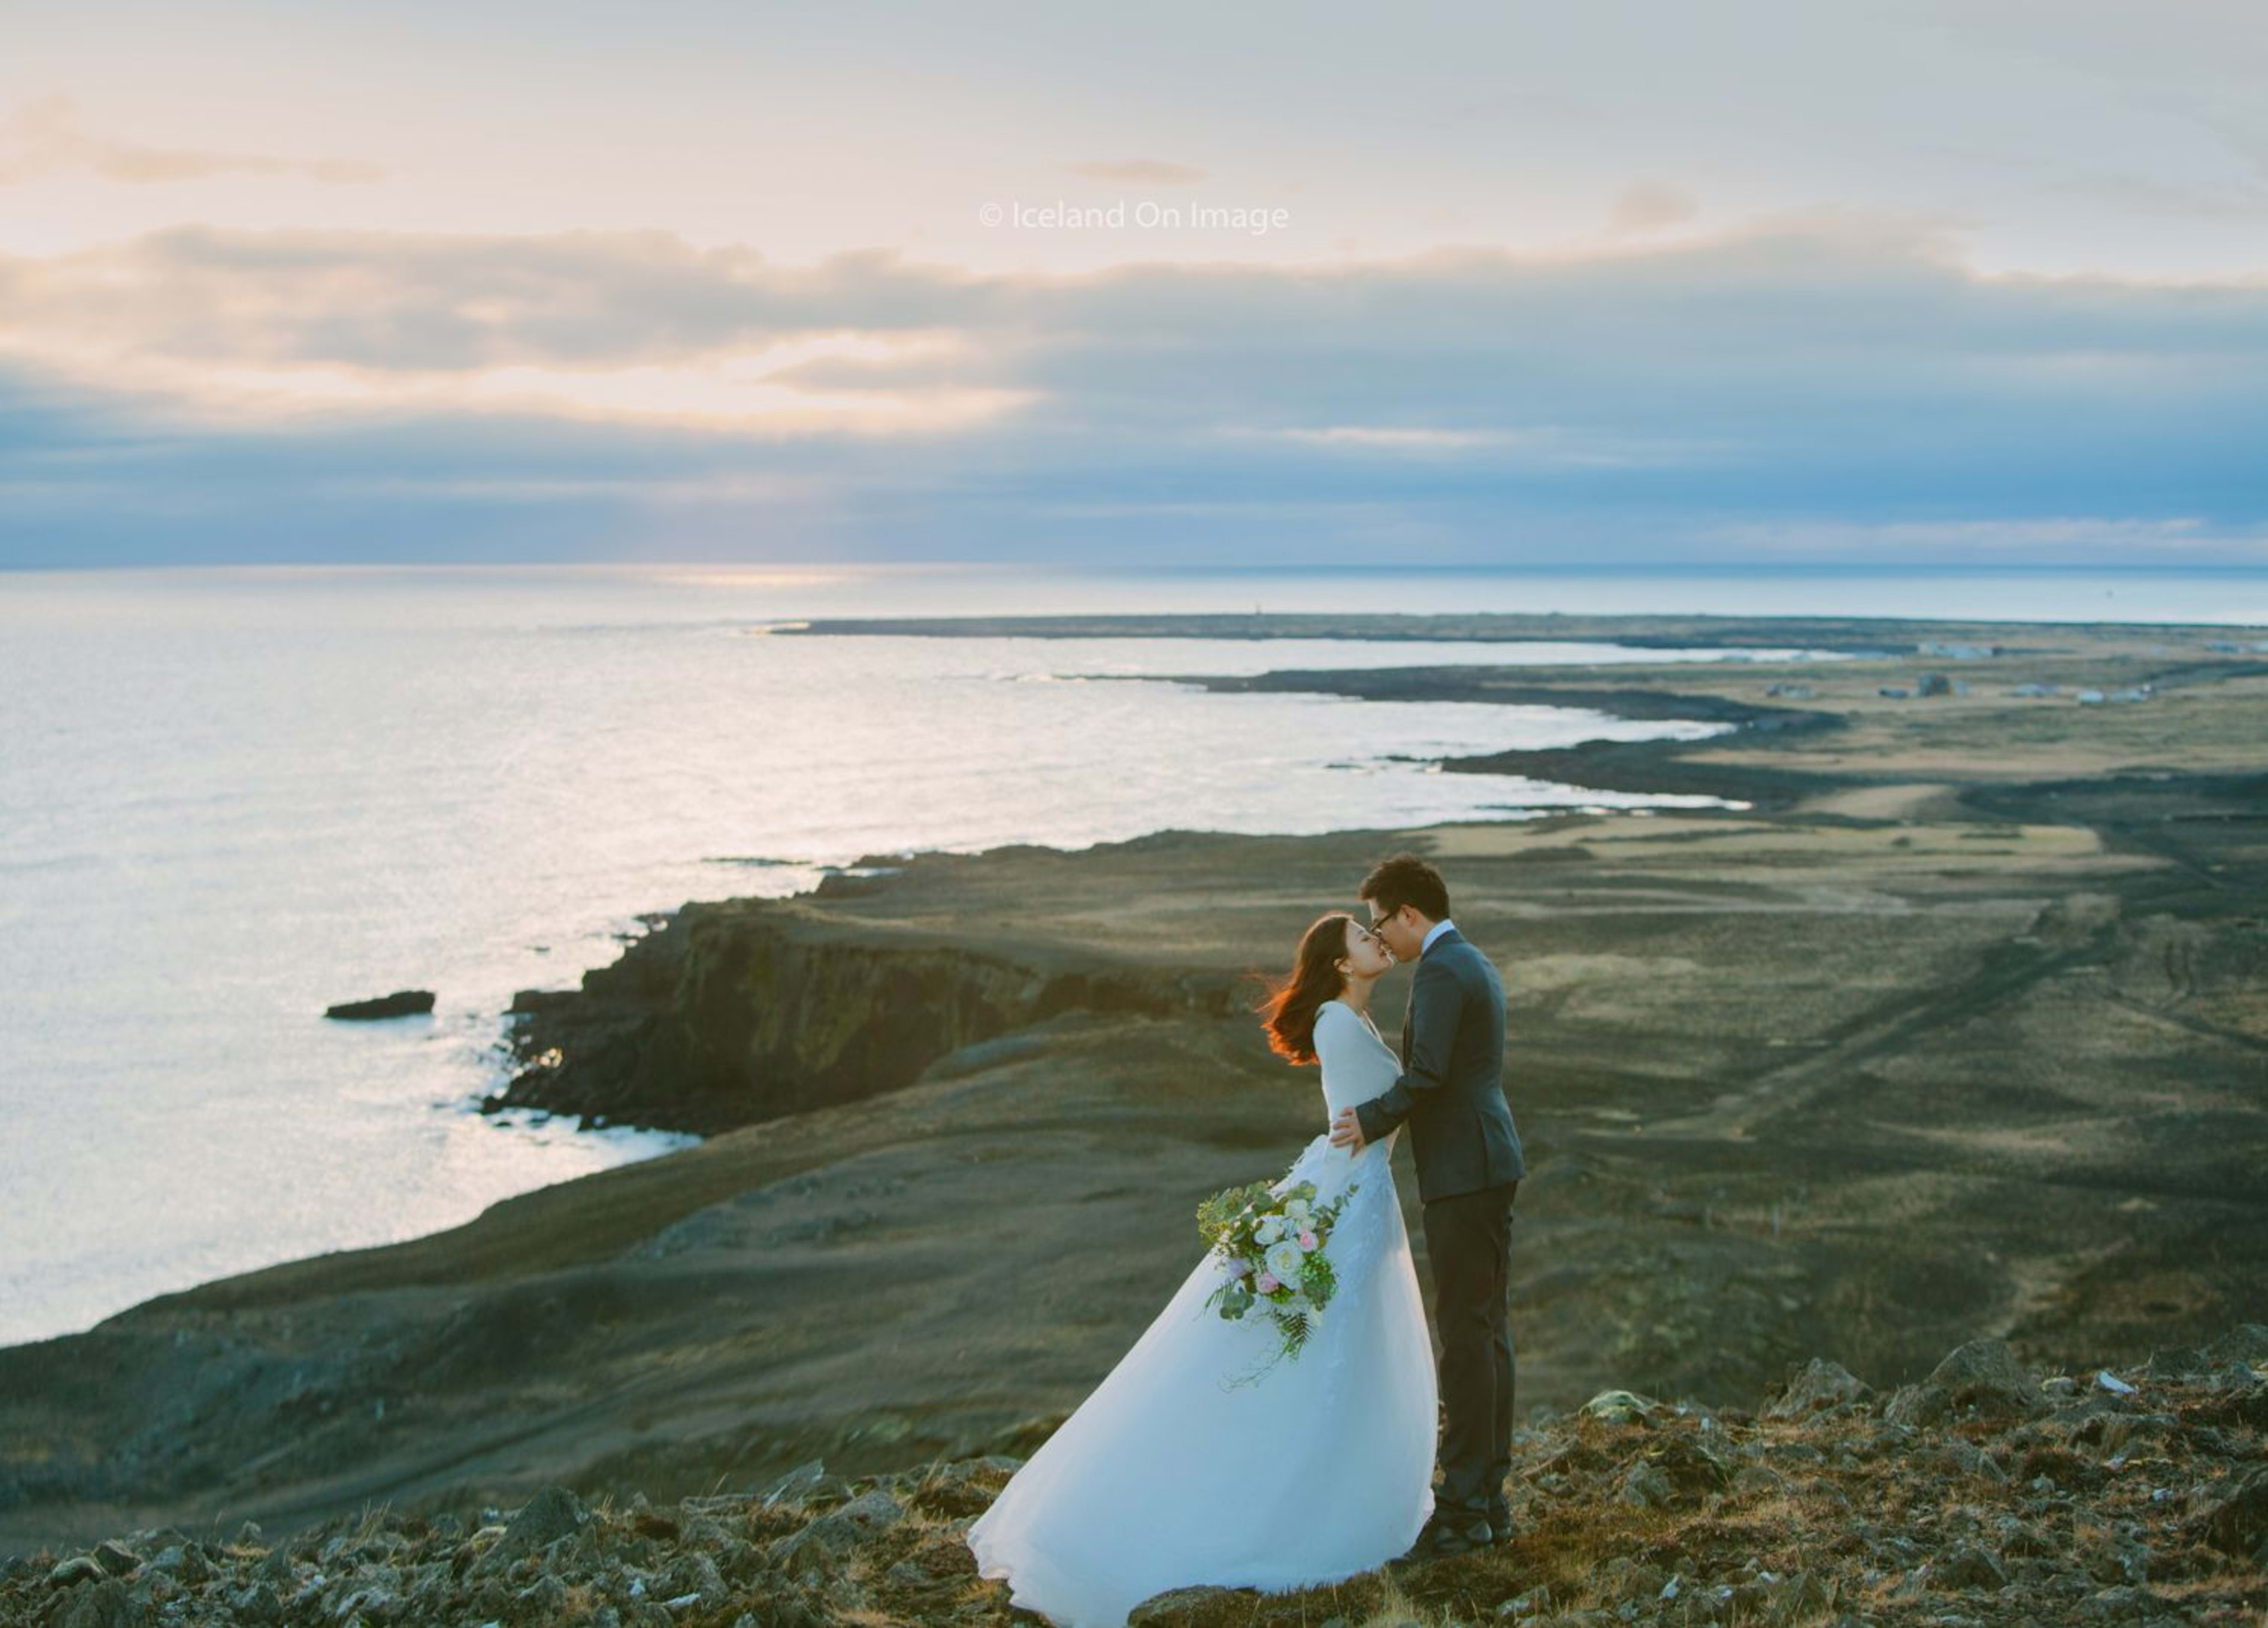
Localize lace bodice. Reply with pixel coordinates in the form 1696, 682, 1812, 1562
1270, 999, 1402, 1211
1313, 998, 1401, 1121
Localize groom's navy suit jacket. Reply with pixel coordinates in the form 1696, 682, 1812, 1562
1353, 925, 1525, 1204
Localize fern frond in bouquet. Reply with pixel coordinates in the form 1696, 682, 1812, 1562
1195, 1176, 1359, 1385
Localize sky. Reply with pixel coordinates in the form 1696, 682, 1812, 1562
2, 0, 2265, 569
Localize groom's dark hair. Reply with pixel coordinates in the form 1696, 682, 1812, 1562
1360, 853, 1450, 924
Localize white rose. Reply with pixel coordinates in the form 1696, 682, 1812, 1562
1265, 1241, 1305, 1283
1254, 1217, 1285, 1246
1284, 1198, 1311, 1222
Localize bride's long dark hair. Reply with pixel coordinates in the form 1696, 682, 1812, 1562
1259, 912, 1355, 1065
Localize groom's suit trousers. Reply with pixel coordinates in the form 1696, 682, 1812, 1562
1422, 1177, 1518, 1525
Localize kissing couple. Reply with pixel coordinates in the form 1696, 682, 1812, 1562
967, 852, 1526, 1627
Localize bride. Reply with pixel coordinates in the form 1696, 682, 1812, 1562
966, 912, 1437, 1626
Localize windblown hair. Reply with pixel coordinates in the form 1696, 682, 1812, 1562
1359, 851, 1450, 924
1258, 912, 1357, 1065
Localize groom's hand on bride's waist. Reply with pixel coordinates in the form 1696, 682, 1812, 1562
1329, 1107, 1367, 1154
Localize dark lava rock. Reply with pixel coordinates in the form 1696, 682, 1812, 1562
46, 1555, 104, 1587
54, 1577, 137, 1628
1934, 1542, 2009, 1591
2146, 1323, 2268, 1382
1580, 1388, 1660, 1427
768, 1489, 904, 1570
2078, 1583, 2165, 1621
324, 989, 436, 1020
88, 1539, 139, 1577
1619, 1432, 1733, 1509
2189, 1463, 2268, 1564
1763, 1356, 1872, 1422
1129, 1584, 1247, 1622
228, 1581, 284, 1623
761, 1459, 835, 1508
472, 1483, 587, 1574
1885, 1335, 2044, 1428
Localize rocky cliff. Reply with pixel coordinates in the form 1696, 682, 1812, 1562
489, 888, 1243, 1136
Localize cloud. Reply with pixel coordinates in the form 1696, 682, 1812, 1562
2038, 170, 2268, 221
1695, 515, 2268, 557
1233, 423, 1717, 468
2, 207, 2264, 565
0, 228, 1003, 368
1604, 181, 1700, 237
0, 228, 1027, 433
0, 96, 384, 188
1067, 159, 1206, 185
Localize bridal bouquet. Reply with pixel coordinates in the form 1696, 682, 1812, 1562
1195, 1177, 1358, 1382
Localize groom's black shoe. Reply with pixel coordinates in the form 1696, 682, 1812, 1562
1486, 1510, 1516, 1547
1400, 1512, 1494, 1561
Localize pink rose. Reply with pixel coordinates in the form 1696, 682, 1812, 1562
1298, 1231, 1318, 1251
1255, 1272, 1280, 1294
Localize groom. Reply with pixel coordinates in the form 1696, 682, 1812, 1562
1328, 852, 1524, 1559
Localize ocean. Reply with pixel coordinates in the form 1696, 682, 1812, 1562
2, 563, 2262, 1348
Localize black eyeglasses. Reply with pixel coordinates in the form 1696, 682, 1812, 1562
1367, 910, 1396, 934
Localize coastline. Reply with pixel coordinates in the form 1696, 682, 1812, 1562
770, 608, 2268, 648
5, 609, 2266, 1560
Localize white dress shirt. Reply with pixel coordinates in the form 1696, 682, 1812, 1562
1420, 917, 1456, 956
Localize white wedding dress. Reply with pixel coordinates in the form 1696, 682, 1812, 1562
966, 998, 1436, 1627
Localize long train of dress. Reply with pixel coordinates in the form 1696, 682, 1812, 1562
966, 999, 1435, 1627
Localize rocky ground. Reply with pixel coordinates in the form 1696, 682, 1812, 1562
3, 612, 2264, 1571
7, 1327, 2263, 1627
